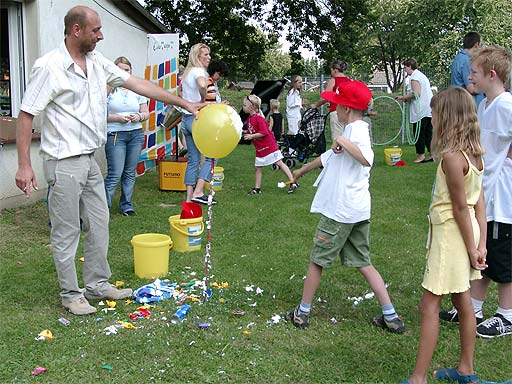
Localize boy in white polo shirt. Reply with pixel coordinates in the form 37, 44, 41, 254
285, 80, 405, 333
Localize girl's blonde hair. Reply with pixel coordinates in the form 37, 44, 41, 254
270, 99, 280, 111
289, 75, 302, 92
246, 94, 264, 117
430, 86, 484, 160
183, 43, 210, 78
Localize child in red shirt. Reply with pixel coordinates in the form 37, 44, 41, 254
242, 95, 298, 194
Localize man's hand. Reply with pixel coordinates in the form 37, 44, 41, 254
15, 165, 38, 198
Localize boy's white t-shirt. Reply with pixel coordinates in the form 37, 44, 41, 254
310, 119, 374, 224
478, 91, 512, 224
181, 67, 208, 113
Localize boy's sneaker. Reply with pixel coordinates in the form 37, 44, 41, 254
285, 305, 310, 329
439, 308, 484, 324
62, 297, 97, 315
287, 183, 299, 194
476, 313, 512, 339
248, 188, 261, 195
372, 315, 406, 334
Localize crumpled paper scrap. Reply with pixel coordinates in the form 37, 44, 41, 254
115, 281, 124, 287
128, 306, 151, 320
35, 330, 54, 341
105, 300, 116, 308
211, 281, 229, 289
31, 367, 48, 376
117, 321, 137, 330
104, 325, 118, 335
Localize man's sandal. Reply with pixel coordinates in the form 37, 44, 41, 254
434, 367, 477, 384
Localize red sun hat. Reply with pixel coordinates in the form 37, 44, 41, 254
321, 80, 373, 111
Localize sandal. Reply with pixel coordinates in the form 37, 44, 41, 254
434, 367, 477, 384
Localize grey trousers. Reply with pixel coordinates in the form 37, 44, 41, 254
44, 154, 112, 302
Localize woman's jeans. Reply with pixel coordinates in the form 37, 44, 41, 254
181, 114, 216, 186
104, 129, 144, 213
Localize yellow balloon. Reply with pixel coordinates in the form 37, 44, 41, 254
192, 104, 243, 158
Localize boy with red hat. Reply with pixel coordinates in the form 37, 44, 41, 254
285, 80, 405, 333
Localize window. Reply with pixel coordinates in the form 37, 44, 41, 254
0, 1, 24, 117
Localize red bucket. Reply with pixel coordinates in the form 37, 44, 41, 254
180, 201, 202, 219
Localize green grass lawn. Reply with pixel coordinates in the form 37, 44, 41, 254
0, 110, 509, 383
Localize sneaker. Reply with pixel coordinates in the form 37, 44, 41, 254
439, 308, 484, 324
476, 313, 512, 339
285, 305, 310, 329
248, 188, 261, 195
121, 210, 137, 216
84, 287, 133, 301
372, 315, 406, 334
62, 297, 97, 315
287, 183, 299, 194
191, 194, 217, 205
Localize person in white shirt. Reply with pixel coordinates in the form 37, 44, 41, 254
285, 79, 405, 334
180, 43, 218, 205
105, 56, 149, 217
396, 58, 434, 163
286, 75, 304, 135
15, 5, 200, 316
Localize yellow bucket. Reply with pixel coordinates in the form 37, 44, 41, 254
169, 215, 204, 252
131, 234, 173, 279
206, 166, 225, 191
384, 147, 402, 165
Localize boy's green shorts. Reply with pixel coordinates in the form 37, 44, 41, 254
310, 215, 372, 268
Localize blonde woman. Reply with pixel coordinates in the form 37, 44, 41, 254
180, 43, 216, 204
105, 56, 148, 216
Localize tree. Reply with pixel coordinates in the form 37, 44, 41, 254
267, 0, 371, 71
144, 0, 274, 79
358, 0, 512, 91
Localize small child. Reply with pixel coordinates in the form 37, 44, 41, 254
402, 86, 487, 384
285, 80, 405, 334
242, 95, 298, 194
268, 99, 284, 142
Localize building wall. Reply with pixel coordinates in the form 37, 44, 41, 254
0, 0, 161, 211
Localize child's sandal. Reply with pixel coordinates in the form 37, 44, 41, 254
433, 367, 478, 384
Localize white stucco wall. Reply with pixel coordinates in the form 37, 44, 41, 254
0, 0, 160, 211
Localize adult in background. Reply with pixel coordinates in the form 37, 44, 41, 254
15, 6, 201, 315
310, 60, 351, 142
180, 43, 216, 205
206, 60, 228, 103
104, 56, 148, 217
286, 75, 304, 135
396, 58, 434, 163
451, 32, 484, 107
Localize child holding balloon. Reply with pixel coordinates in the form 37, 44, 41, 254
242, 95, 299, 194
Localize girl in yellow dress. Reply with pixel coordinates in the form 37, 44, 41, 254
403, 86, 487, 384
